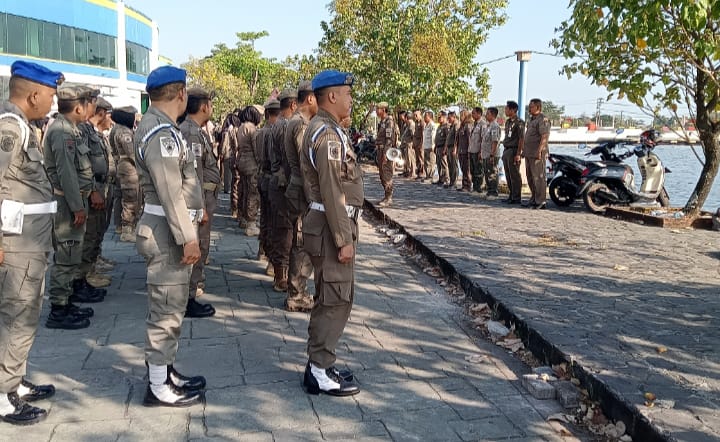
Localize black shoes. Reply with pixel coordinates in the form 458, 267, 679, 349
0, 392, 47, 426
70, 279, 106, 303
168, 365, 206, 391
67, 302, 94, 319
142, 382, 204, 408
18, 379, 55, 402
46, 305, 91, 329
503, 198, 521, 204
303, 363, 360, 397
532, 203, 547, 210
185, 298, 215, 318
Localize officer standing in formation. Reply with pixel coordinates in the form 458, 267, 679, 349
257, 99, 280, 271
45, 85, 105, 330
501, 101, 525, 204
445, 110, 460, 189
523, 98, 550, 209
134, 66, 206, 407
180, 88, 218, 318
110, 106, 142, 242
434, 110, 450, 185
398, 111, 415, 178
268, 88, 298, 292
0, 61, 63, 425
374, 102, 397, 207
283, 81, 316, 312
300, 70, 362, 397
76, 95, 113, 290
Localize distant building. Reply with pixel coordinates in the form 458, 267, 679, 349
0, 0, 168, 111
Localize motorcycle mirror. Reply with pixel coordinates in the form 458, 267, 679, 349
616, 128, 624, 134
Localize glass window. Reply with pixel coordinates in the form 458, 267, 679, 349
41, 22, 61, 60
60, 26, 74, 62
0, 14, 7, 54
73, 28, 87, 64
107, 37, 116, 68
87, 32, 101, 66
127, 41, 150, 75
6, 14, 28, 55
27, 19, 42, 57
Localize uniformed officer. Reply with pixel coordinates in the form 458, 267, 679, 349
300, 70, 361, 397
412, 110, 425, 180
235, 105, 263, 235
269, 88, 298, 291
77, 95, 113, 290
109, 106, 141, 240
257, 99, 280, 275
0, 60, 63, 425
523, 98, 549, 209
180, 87, 217, 318
374, 102, 397, 206
134, 66, 205, 407
45, 85, 104, 330
398, 111, 415, 178
434, 110, 450, 186
445, 111, 460, 189
501, 101, 524, 204
283, 80, 316, 312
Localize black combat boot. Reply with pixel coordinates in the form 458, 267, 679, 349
18, 379, 55, 402
70, 279, 106, 303
0, 392, 47, 425
303, 362, 359, 396
184, 298, 215, 318
45, 305, 90, 330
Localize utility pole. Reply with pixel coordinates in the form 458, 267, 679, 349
595, 98, 603, 127
516, 51, 531, 120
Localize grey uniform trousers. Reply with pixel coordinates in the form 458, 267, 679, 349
136, 214, 191, 365
49, 196, 87, 307
190, 189, 217, 296
0, 252, 48, 393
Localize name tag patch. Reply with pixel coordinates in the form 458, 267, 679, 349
328, 141, 342, 161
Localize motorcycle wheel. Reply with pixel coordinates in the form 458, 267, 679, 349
583, 182, 611, 214
549, 176, 576, 207
657, 186, 670, 207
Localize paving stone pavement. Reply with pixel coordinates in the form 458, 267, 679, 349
0, 193, 591, 441
363, 170, 720, 442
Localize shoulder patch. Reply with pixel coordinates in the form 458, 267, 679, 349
192, 142, 202, 157
65, 138, 76, 150
1, 133, 16, 152
122, 133, 133, 145
328, 140, 342, 161
160, 137, 180, 157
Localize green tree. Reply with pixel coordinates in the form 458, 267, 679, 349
183, 56, 251, 119
554, 1, 720, 216
524, 100, 565, 126
317, 0, 507, 122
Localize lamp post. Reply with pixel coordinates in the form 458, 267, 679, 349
516, 51, 531, 120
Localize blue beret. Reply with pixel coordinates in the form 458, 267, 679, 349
311, 70, 354, 91
146, 66, 186, 92
10, 60, 64, 88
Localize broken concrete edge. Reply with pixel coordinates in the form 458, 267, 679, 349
362, 199, 676, 442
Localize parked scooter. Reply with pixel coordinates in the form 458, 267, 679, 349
353, 131, 376, 163
577, 130, 670, 214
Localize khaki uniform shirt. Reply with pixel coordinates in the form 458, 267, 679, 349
44, 114, 94, 213
301, 109, 364, 249
235, 122, 258, 175
413, 120, 424, 149
469, 119, 485, 154
400, 119, 415, 146
376, 115, 397, 149
180, 118, 221, 197
481, 120, 501, 160
134, 106, 202, 245
110, 124, 135, 164
285, 112, 310, 205
446, 121, 459, 152
270, 115, 290, 188
423, 121, 436, 150
457, 122, 471, 154
523, 113, 550, 158
504, 116, 525, 149
0, 101, 54, 252
434, 122, 449, 152
79, 121, 109, 194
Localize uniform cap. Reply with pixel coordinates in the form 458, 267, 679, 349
278, 88, 298, 101
146, 66, 186, 92
376, 101, 389, 110
311, 70, 354, 91
96, 96, 113, 111
187, 87, 214, 100
439, 110, 448, 116
116, 105, 138, 114
263, 98, 281, 110
10, 60, 64, 88
298, 80, 313, 92
84, 86, 101, 98
57, 84, 90, 101
251, 104, 265, 116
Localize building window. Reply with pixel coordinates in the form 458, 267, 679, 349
126, 41, 149, 76
6, 14, 28, 56
0, 13, 117, 69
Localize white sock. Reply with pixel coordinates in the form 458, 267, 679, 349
16, 383, 31, 397
150, 383, 185, 403
0, 394, 15, 415
310, 363, 340, 391
148, 364, 168, 386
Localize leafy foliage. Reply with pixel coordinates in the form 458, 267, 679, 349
553, 1, 720, 215
317, 0, 507, 121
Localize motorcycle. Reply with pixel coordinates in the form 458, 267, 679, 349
577, 130, 671, 214
547, 140, 622, 207
352, 131, 376, 163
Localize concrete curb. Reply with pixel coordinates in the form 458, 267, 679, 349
363, 198, 675, 442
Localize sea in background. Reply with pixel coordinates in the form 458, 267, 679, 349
548, 144, 720, 212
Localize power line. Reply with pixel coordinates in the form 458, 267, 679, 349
478, 53, 515, 66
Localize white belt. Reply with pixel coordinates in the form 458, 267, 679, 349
309, 201, 362, 219
23, 201, 58, 215
145, 203, 203, 221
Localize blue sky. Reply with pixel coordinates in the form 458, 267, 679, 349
126, 0, 646, 120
